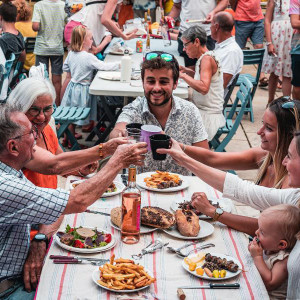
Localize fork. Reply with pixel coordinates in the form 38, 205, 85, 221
176, 243, 215, 258
167, 240, 202, 254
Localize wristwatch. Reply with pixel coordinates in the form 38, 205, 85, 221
32, 233, 49, 248
213, 207, 224, 222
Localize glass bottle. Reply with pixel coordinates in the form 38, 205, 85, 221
147, 8, 152, 33
121, 166, 141, 244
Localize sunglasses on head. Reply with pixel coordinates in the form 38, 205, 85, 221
281, 99, 300, 130
145, 52, 174, 62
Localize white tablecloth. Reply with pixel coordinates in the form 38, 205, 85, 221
35, 175, 269, 300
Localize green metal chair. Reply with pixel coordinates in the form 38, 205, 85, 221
52, 106, 91, 151
234, 48, 265, 122
210, 77, 253, 152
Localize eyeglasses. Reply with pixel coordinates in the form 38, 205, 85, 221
27, 105, 54, 117
11, 125, 38, 140
145, 52, 174, 62
182, 40, 194, 48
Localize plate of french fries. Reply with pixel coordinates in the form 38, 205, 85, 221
137, 171, 189, 192
92, 255, 156, 292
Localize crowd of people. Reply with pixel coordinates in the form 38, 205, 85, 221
0, 0, 300, 299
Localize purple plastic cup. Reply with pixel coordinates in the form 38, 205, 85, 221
141, 125, 162, 151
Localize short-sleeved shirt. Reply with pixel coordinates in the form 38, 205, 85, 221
0, 161, 69, 279
32, 0, 66, 56
173, 0, 216, 35
22, 125, 59, 189
214, 36, 243, 87
235, 0, 264, 22
116, 96, 208, 175
0, 31, 25, 60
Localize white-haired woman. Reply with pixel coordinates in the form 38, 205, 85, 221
7, 77, 127, 188
180, 25, 225, 141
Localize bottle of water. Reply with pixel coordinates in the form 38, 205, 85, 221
120, 49, 132, 83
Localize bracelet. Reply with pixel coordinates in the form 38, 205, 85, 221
78, 169, 85, 177
266, 42, 272, 46
182, 144, 186, 152
99, 143, 104, 158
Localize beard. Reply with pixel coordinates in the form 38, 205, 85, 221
145, 90, 172, 107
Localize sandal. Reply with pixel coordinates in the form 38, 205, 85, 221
277, 79, 282, 89
259, 77, 269, 87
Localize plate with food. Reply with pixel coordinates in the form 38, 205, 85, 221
55, 225, 116, 254
110, 206, 177, 233
136, 171, 189, 192
170, 198, 232, 219
92, 255, 156, 292
182, 252, 242, 280
70, 180, 124, 197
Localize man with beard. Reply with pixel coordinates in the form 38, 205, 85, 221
110, 52, 209, 175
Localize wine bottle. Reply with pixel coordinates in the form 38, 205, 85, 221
121, 166, 141, 244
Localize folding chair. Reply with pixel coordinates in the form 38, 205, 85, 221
210, 77, 253, 152
223, 73, 239, 112
52, 106, 91, 151
235, 48, 265, 122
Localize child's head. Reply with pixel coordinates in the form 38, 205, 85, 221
0, 0, 17, 23
256, 204, 300, 251
12, 0, 32, 22
70, 25, 93, 52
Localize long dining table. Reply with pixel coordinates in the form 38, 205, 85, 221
34, 174, 269, 300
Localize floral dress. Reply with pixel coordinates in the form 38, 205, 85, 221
262, 0, 293, 77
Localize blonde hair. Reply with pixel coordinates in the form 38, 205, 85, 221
255, 98, 300, 188
261, 204, 300, 250
70, 25, 88, 52
13, 0, 32, 22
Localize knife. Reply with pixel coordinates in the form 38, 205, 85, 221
84, 209, 110, 216
50, 255, 109, 261
178, 283, 240, 289
53, 259, 107, 265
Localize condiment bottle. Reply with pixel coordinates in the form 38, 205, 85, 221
120, 49, 131, 83
121, 166, 141, 244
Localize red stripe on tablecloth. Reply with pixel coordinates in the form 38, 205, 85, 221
57, 214, 78, 300
147, 191, 158, 294
213, 189, 255, 299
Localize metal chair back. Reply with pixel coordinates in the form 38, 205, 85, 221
24, 37, 36, 54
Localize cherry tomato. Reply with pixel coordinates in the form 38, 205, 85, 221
104, 234, 112, 243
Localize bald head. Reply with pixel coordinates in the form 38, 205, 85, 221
214, 12, 234, 33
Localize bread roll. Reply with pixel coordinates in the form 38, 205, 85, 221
175, 209, 200, 237
141, 206, 176, 229
110, 206, 122, 228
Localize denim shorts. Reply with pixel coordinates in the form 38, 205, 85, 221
0, 279, 35, 300
35, 55, 63, 75
235, 19, 264, 48
291, 54, 300, 87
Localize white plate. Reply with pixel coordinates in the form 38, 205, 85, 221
109, 50, 134, 55
136, 172, 189, 193
92, 267, 153, 293
110, 220, 157, 234
170, 198, 233, 219
55, 227, 116, 254
182, 252, 242, 280
70, 180, 124, 197
98, 71, 121, 81
162, 220, 214, 240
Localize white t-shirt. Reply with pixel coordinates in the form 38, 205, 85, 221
0, 47, 7, 101
173, 0, 216, 35
214, 36, 243, 87
222, 173, 300, 300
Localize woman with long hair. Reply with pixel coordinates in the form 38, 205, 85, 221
180, 96, 300, 189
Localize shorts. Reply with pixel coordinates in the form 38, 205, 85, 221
177, 33, 216, 67
291, 54, 300, 87
235, 19, 264, 49
35, 55, 63, 75
64, 20, 82, 45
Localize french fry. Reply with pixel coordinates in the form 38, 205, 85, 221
144, 171, 182, 188
98, 257, 156, 291
110, 254, 115, 265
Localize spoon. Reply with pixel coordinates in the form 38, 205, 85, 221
176, 243, 215, 258
167, 240, 203, 254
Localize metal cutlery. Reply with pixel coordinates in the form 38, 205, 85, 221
178, 283, 240, 289
50, 255, 109, 265
176, 243, 215, 258
167, 240, 203, 254
84, 209, 110, 216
